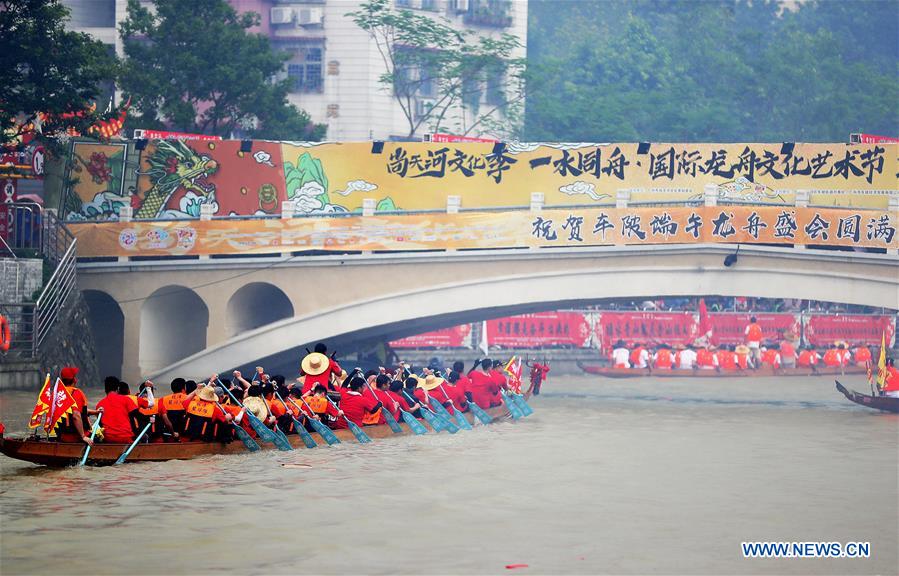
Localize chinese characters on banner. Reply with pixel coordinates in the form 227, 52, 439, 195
68, 206, 898, 258
803, 314, 896, 347
62, 141, 896, 222
384, 313, 894, 351
390, 325, 471, 348
486, 312, 592, 348
595, 312, 698, 351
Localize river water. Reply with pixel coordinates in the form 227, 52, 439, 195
1, 374, 896, 575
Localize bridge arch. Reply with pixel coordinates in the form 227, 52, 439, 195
83, 290, 124, 379
140, 285, 209, 376
225, 282, 293, 339
145, 245, 899, 382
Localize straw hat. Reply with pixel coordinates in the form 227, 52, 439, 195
301, 352, 329, 376
735, 344, 750, 355
419, 374, 445, 391
242, 396, 268, 419
196, 385, 217, 402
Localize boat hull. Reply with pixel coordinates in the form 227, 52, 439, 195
577, 362, 866, 378
0, 404, 514, 467
835, 380, 899, 413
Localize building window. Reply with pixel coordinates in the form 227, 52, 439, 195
287, 45, 323, 93
486, 71, 505, 106
64, 0, 116, 27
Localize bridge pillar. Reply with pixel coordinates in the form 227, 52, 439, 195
120, 300, 143, 384
205, 293, 230, 349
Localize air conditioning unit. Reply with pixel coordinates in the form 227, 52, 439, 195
297, 7, 323, 25
455, 0, 469, 12
415, 98, 436, 118
271, 7, 294, 24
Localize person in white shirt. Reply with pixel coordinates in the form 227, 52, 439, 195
676, 345, 698, 370
610, 340, 630, 368
634, 346, 650, 369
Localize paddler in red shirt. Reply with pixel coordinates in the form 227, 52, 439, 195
56, 366, 96, 444
362, 373, 397, 424
717, 345, 738, 372
653, 345, 674, 370
300, 343, 342, 393
337, 376, 382, 427
95, 378, 150, 444
468, 359, 502, 408
853, 344, 872, 367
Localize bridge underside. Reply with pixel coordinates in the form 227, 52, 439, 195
76, 244, 898, 383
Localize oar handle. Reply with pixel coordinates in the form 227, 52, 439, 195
401, 389, 435, 415
325, 395, 351, 426
216, 378, 244, 408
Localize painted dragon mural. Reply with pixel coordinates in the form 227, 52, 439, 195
134, 140, 219, 219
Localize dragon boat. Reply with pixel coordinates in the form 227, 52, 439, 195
1, 365, 549, 468
835, 380, 899, 414
577, 362, 866, 378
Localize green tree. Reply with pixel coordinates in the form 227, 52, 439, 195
0, 0, 117, 153
348, 0, 527, 139
118, 0, 325, 140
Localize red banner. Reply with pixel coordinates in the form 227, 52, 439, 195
851, 133, 899, 144
596, 312, 697, 352
133, 129, 222, 141
709, 313, 800, 346
487, 312, 591, 348
390, 324, 471, 348
803, 315, 896, 347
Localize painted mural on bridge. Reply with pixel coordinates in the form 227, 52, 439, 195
61, 141, 897, 221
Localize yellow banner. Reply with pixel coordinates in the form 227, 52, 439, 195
63, 141, 897, 222
69, 207, 897, 257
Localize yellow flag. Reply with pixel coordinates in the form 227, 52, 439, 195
875, 332, 887, 390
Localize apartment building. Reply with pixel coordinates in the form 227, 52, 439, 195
60, 0, 528, 141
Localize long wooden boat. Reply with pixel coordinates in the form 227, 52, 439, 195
577, 362, 866, 379
0, 404, 518, 467
835, 380, 899, 414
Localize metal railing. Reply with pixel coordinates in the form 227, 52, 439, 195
1, 203, 78, 360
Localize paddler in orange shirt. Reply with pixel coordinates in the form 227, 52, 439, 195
55, 366, 96, 444
881, 358, 899, 398
853, 344, 872, 367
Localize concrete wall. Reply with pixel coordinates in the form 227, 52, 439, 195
0, 259, 42, 303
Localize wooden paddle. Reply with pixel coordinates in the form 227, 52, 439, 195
78, 412, 103, 466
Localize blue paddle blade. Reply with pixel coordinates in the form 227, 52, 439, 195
293, 419, 317, 448
382, 409, 403, 434
467, 401, 493, 424
310, 418, 341, 445
346, 419, 372, 444
501, 390, 523, 420
233, 424, 261, 452
428, 398, 465, 432
431, 409, 460, 434
272, 427, 294, 451
420, 407, 445, 432
515, 393, 534, 416
79, 413, 103, 466
454, 409, 473, 430
400, 410, 428, 435
247, 413, 277, 443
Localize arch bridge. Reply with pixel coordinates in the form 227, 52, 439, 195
77, 244, 899, 384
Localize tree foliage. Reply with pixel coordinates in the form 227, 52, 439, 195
526, 0, 898, 142
118, 0, 325, 140
0, 0, 116, 152
348, 0, 527, 139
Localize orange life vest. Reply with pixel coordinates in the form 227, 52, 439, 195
305, 395, 328, 413
736, 352, 749, 369
696, 349, 715, 368
854, 347, 871, 364
798, 350, 818, 367
746, 323, 762, 342
629, 347, 645, 367
762, 349, 780, 366
780, 342, 796, 360
822, 349, 841, 367
717, 351, 737, 371
361, 408, 382, 425
162, 392, 186, 411
655, 349, 673, 369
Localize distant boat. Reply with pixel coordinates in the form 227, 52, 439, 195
835, 380, 899, 413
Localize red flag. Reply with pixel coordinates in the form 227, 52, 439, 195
43, 378, 77, 434
504, 356, 523, 393
698, 298, 712, 340
28, 374, 52, 429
